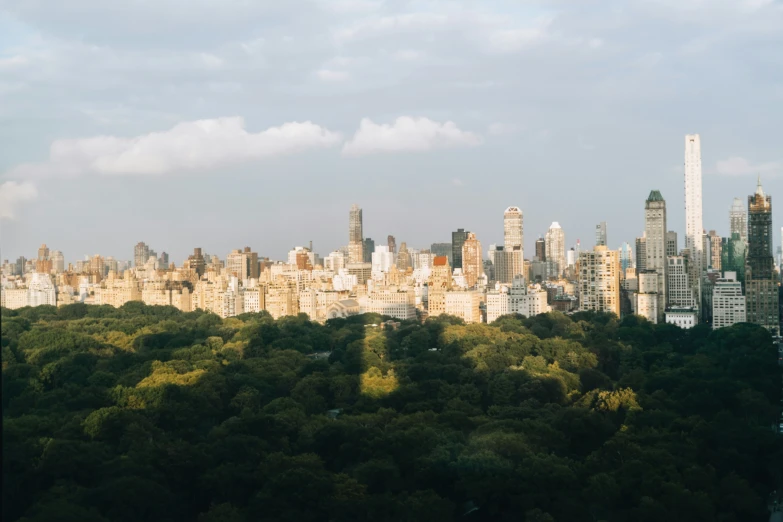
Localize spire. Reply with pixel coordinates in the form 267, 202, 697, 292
756, 174, 764, 197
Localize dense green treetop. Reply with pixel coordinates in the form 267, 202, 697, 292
2, 303, 782, 521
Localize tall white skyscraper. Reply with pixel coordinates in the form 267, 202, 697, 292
684, 134, 704, 303
503, 207, 524, 279
545, 222, 565, 276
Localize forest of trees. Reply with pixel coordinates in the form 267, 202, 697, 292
2, 302, 782, 521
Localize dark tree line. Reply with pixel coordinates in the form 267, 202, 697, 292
2, 302, 782, 521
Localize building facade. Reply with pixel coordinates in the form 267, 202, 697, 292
645, 191, 668, 322
745, 179, 779, 332
578, 245, 620, 316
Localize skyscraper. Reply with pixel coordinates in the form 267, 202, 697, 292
635, 236, 646, 271
503, 207, 524, 279
578, 245, 620, 316
595, 222, 607, 247
730, 198, 748, 245
134, 242, 150, 267
745, 178, 778, 332
684, 134, 704, 303
645, 190, 667, 322
461, 232, 483, 288
396, 242, 411, 271
452, 228, 469, 270
707, 230, 722, 270
535, 238, 546, 261
387, 235, 397, 255
666, 231, 678, 258
349, 204, 364, 263
545, 222, 565, 276
430, 243, 453, 265
362, 238, 375, 264
619, 242, 633, 273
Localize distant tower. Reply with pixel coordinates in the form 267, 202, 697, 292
396, 242, 411, 271
387, 235, 397, 255
635, 235, 646, 271
134, 242, 150, 267
362, 238, 375, 264
535, 237, 546, 261
503, 206, 524, 278
684, 134, 704, 303
461, 232, 484, 288
729, 197, 748, 245
595, 222, 607, 247
745, 177, 778, 332
645, 190, 668, 322
348, 204, 364, 263
452, 228, 470, 270
545, 222, 565, 276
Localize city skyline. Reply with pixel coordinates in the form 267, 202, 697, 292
1, 1, 781, 262
1, 174, 778, 266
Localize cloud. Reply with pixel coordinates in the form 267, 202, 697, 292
452, 178, 464, 187
715, 156, 782, 177
0, 181, 38, 220
7, 117, 343, 178
342, 116, 483, 156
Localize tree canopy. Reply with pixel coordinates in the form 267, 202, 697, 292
2, 304, 782, 521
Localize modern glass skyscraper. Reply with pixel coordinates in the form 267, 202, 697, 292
645, 190, 667, 322
684, 134, 704, 303
745, 178, 778, 332
452, 228, 469, 270
348, 204, 364, 263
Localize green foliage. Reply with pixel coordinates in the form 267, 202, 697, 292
2, 306, 781, 522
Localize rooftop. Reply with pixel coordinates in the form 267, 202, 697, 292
647, 190, 664, 202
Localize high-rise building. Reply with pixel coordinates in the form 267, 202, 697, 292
720, 233, 746, 284
461, 232, 483, 288
371, 246, 394, 277
348, 204, 364, 263
706, 231, 722, 270
452, 229, 469, 270
134, 242, 150, 267
745, 178, 779, 332
667, 256, 694, 308
712, 271, 746, 329
666, 231, 678, 258
645, 190, 667, 322
535, 238, 546, 261
595, 222, 607, 247
544, 222, 565, 276
427, 256, 452, 316
635, 236, 646, 271
636, 270, 659, 323
503, 207, 524, 279
186, 248, 206, 277
396, 242, 411, 271
578, 245, 620, 316
362, 238, 375, 264
387, 235, 397, 255
159, 252, 170, 268
684, 134, 704, 304
37, 244, 50, 261
50, 250, 65, 274
430, 243, 452, 265
730, 197, 748, 245
619, 243, 633, 273
15, 256, 26, 275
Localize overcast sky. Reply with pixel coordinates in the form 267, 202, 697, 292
1, 0, 781, 264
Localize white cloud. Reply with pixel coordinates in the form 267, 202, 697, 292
0, 181, 38, 220
715, 156, 782, 176
316, 69, 350, 81
488, 122, 521, 135
7, 117, 343, 178
342, 116, 483, 156
452, 178, 464, 187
